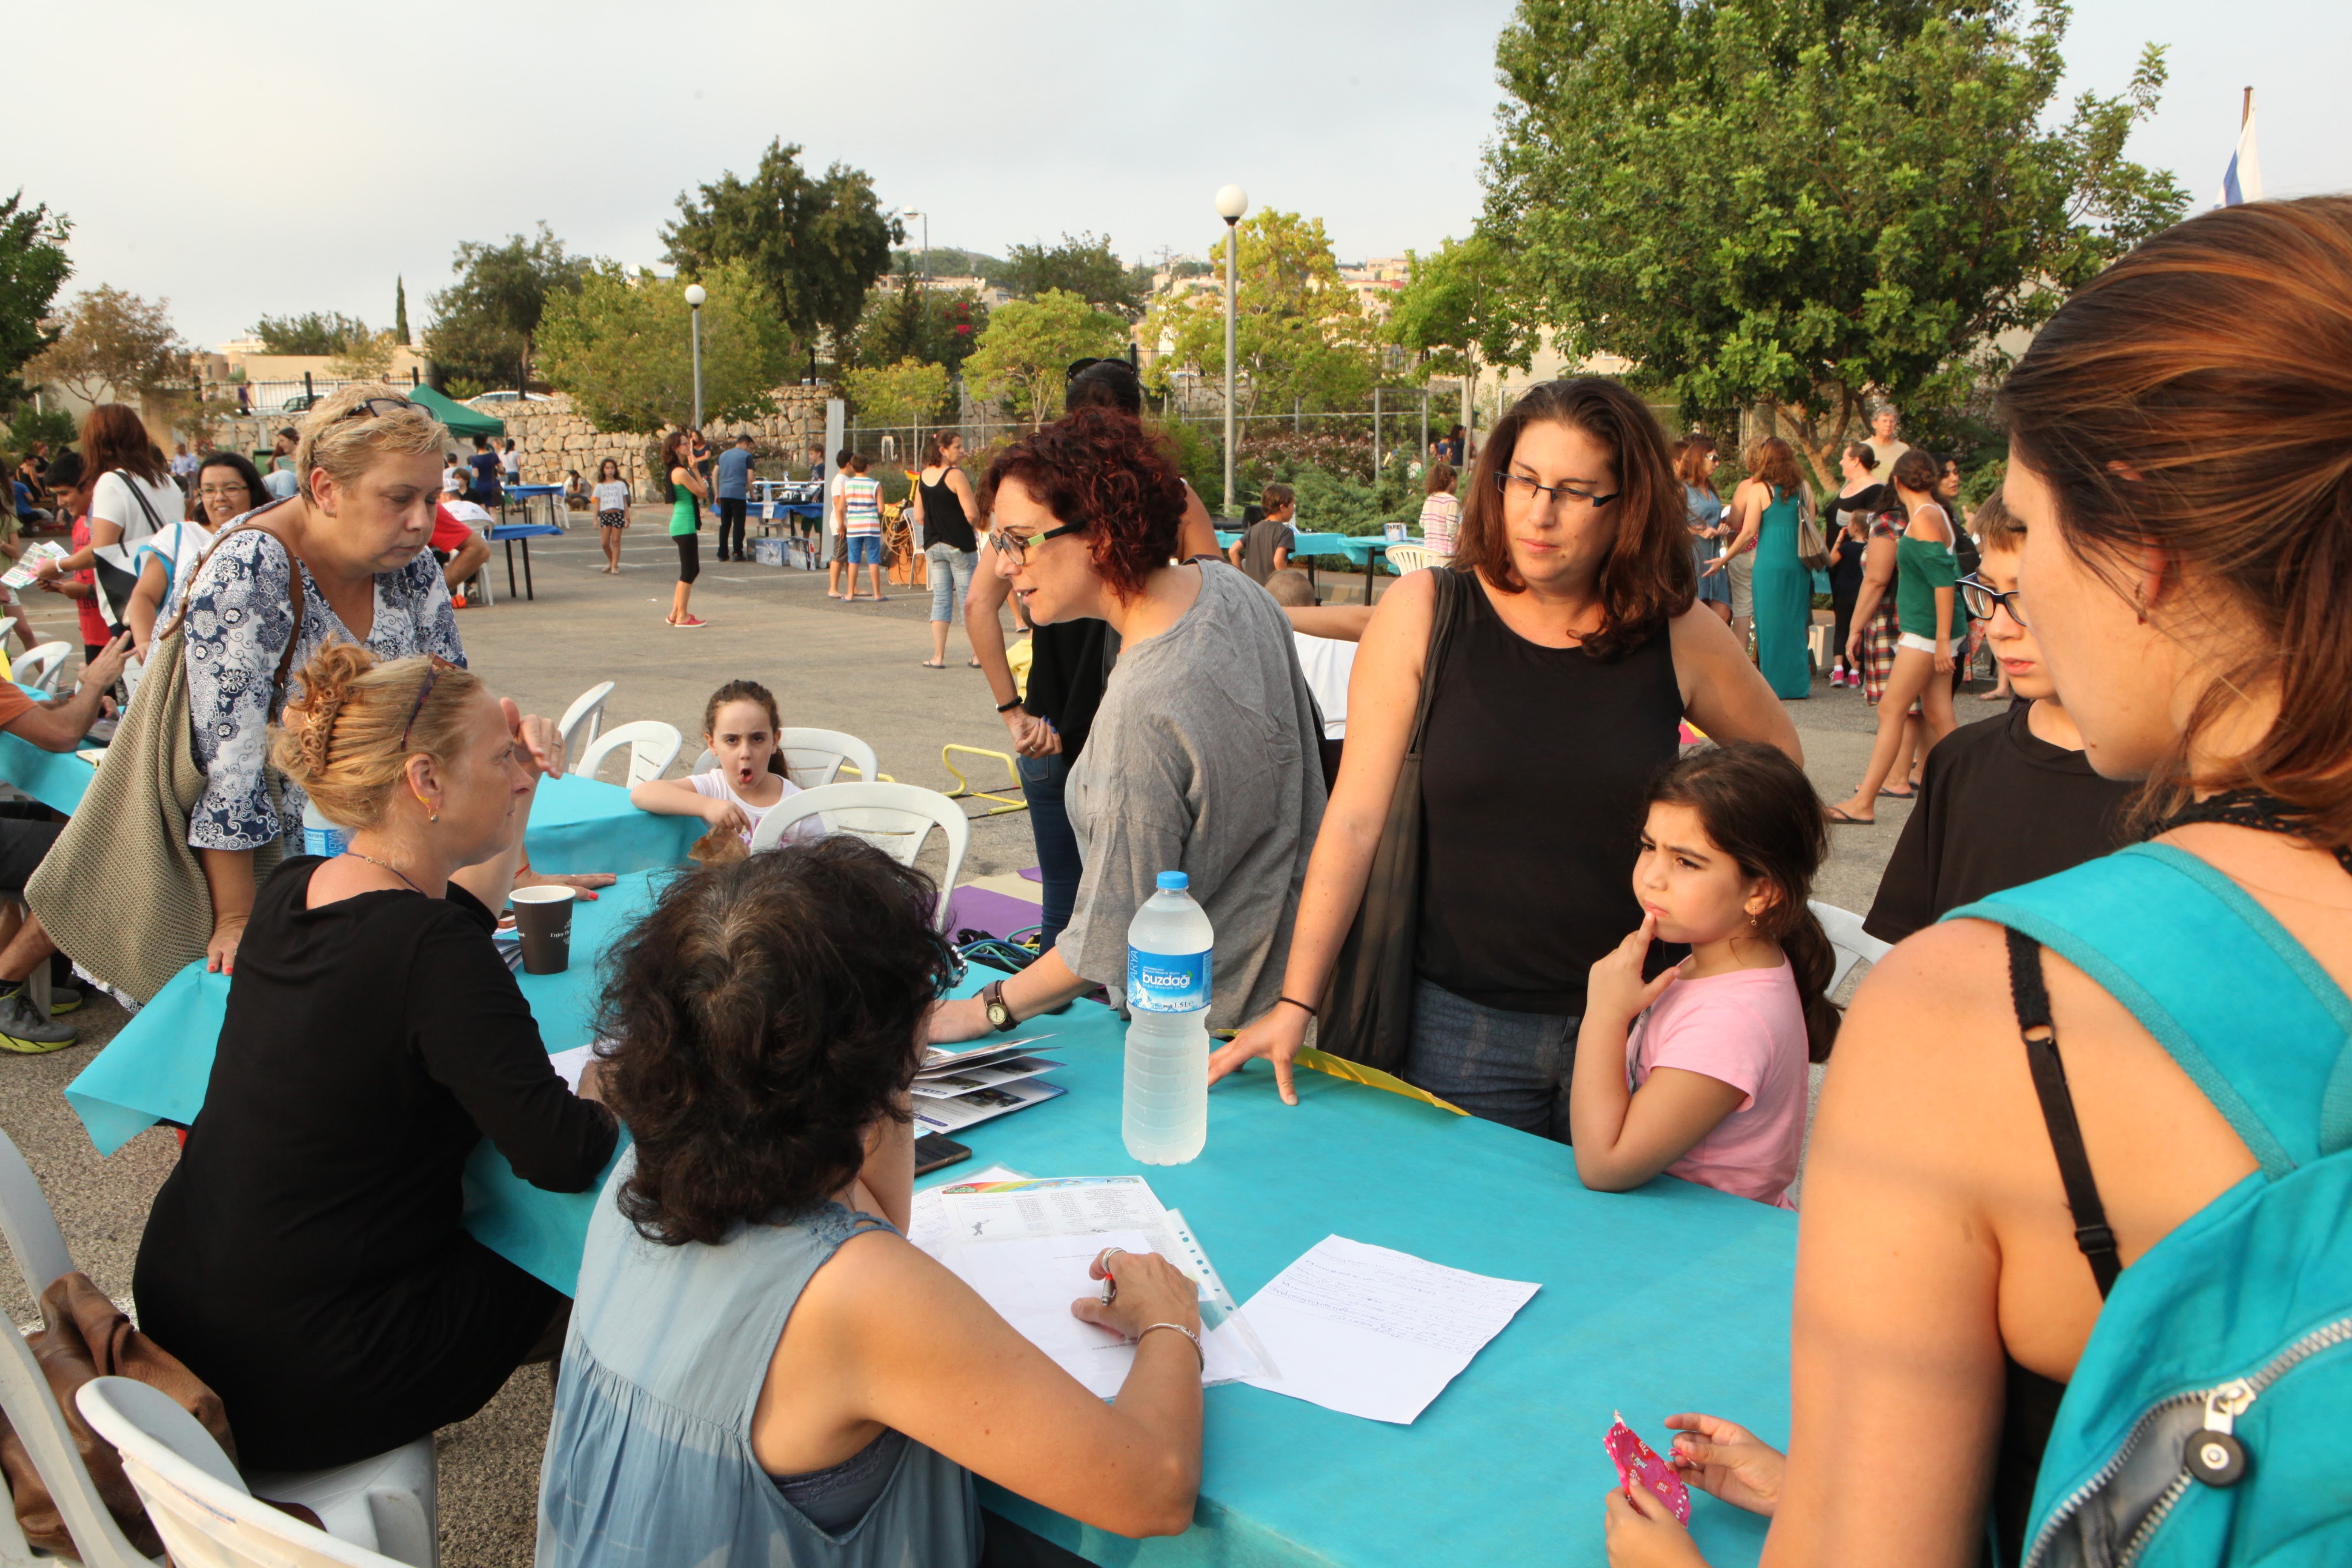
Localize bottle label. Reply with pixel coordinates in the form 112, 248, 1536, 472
303, 823, 348, 859
1128, 948, 1211, 1013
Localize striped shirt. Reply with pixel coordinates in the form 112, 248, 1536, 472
1418, 493, 1461, 554
842, 476, 882, 536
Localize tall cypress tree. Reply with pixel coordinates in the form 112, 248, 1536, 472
394, 276, 409, 346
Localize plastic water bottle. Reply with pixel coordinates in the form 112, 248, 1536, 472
301, 797, 348, 860
1124, 872, 1213, 1165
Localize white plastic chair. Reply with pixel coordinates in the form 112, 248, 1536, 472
573, 720, 681, 787
1810, 899, 1893, 1002
78, 1378, 412, 1568
1384, 542, 1438, 574
14, 642, 71, 695
0, 1130, 438, 1566
748, 782, 968, 930
776, 727, 880, 790
556, 682, 615, 770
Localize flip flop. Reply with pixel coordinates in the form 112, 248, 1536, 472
967, 658, 982, 668
1878, 786, 1916, 800
919, 659, 947, 669
1824, 805, 1874, 826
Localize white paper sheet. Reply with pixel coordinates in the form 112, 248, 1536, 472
906, 1164, 1028, 1256
910, 1075, 1065, 1133
1237, 1235, 1539, 1424
909, 1057, 1062, 1099
937, 1230, 1159, 1399
934, 1174, 1169, 1243
547, 1042, 597, 1093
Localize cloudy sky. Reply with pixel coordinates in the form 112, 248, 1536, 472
10, 0, 2347, 348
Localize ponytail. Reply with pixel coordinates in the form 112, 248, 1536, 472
1778, 905, 1842, 1062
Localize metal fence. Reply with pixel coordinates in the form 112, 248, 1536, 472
214, 370, 431, 418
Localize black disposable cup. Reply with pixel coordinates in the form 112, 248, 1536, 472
509, 886, 576, 974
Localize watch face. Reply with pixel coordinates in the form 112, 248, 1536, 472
986, 1000, 1012, 1028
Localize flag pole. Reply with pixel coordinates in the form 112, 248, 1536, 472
2242, 86, 2253, 130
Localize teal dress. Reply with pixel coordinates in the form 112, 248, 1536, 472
1751, 485, 1813, 699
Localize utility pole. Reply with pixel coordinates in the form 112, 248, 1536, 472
1215, 184, 1249, 516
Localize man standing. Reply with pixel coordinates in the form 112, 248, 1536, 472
713, 435, 755, 562
1227, 483, 1297, 586
169, 442, 199, 499
1863, 405, 1911, 485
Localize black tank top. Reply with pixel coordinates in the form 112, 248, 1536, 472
917, 469, 975, 552
1416, 579, 1686, 1015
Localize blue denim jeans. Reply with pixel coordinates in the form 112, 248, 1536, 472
1018, 750, 1080, 953
927, 544, 977, 624
1405, 977, 1580, 1141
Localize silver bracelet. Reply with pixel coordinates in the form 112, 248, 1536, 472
1138, 1321, 1204, 1370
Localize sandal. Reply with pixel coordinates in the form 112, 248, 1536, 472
1878, 786, 1916, 800
1824, 805, 1874, 826
919, 659, 947, 669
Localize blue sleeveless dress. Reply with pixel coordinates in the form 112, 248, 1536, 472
536, 1153, 981, 1566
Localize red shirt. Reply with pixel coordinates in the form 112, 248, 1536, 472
430, 504, 477, 555
69, 515, 107, 647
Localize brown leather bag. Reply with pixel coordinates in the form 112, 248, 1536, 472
0, 1271, 238, 1558
1313, 566, 1471, 1072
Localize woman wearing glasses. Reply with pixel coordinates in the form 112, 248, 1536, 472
168, 385, 473, 976
120, 451, 265, 656
135, 643, 615, 1470
1209, 378, 1797, 1137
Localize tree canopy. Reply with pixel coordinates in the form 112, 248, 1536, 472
662, 141, 899, 369
1483, 0, 2185, 481
254, 311, 372, 356
850, 276, 988, 379
842, 357, 952, 428
1001, 232, 1145, 319
0, 194, 73, 414
537, 260, 792, 436
424, 224, 590, 393
24, 285, 190, 406
1387, 235, 1533, 413
1145, 210, 1377, 414
963, 289, 1128, 428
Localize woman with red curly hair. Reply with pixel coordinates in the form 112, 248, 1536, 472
929, 409, 1326, 1041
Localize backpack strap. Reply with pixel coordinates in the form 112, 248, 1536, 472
1951, 842, 2352, 1176
2006, 927, 2121, 1298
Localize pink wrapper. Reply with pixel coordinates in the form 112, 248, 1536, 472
1604, 1411, 1692, 1525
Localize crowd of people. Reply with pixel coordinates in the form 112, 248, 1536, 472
0, 194, 2344, 1566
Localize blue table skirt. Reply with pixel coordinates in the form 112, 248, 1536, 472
0, 726, 94, 815
74, 915, 1788, 1565
524, 774, 699, 876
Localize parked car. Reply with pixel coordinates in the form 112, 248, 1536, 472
280, 393, 322, 412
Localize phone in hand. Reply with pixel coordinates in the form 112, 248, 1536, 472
914, 1133, 971, 1177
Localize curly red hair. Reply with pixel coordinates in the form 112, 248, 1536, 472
979, 409, 1187, 602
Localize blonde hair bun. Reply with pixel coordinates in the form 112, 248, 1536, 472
269, 645, 482, 833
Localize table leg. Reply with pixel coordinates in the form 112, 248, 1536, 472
522, 540, 536, 600
505, 539, 519, 599
1363, 553, 1377, 604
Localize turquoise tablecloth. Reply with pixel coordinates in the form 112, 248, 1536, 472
0, 726, 93, 815
71, 875, 1793, 1567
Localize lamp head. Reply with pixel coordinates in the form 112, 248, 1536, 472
683, 284, 707, 308
1214, 184, 1249, 223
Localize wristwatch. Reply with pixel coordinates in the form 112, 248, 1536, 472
982, 979, 1015, 1032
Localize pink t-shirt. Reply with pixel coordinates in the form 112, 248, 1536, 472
1625, 959, 1808, 1208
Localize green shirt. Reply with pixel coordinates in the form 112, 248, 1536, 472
668, 480, 698, 538
1895, 519, 1958, 641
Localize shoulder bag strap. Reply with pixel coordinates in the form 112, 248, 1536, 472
2006, 927, 2121, 1299
1406, 568, 1469, 755
160, 503, 308, 705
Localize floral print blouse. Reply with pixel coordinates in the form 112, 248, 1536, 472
183, 527, 463, 853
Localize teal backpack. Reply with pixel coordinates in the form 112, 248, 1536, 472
1950, 842, 2352, 1566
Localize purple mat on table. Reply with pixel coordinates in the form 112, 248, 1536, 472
944, 885, 1043, 941
1018, 866, 1042, 883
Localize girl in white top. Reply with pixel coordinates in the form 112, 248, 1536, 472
591, 458, 631, 575
630, 680, 818, 853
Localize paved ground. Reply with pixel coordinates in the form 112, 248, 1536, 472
0, 511, 1984, 1564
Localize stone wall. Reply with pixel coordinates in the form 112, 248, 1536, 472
210, 386, 834, 503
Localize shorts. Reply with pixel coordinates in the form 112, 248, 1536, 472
926, 544, 977, 624
1897, 632, 1942, 654
598, 510, 627, 530
846, 534, 882, 566
828, 529, 849, 564
1728, 552, 1755, 618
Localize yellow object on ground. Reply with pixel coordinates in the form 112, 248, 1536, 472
941, 744, 1028, 815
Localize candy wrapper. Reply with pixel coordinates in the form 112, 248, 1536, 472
1603, 1410, 1691, 1524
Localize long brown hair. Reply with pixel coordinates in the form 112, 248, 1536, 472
78, 404, 165, 489
1649, 742, 1840, 1062
1673, 433, 1720, 496
703, 679, 786, 778
1741, 435, 1803, 495
1452, 376, 1694, 659
2000, 195, 2352, 850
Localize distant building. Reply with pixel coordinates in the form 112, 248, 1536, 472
919, 276, 1011, 308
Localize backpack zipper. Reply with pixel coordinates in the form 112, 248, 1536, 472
2025, 1316, 2352, 1568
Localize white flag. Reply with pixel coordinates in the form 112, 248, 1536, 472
2216, 107, 2263, 208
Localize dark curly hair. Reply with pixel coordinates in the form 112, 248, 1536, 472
979, 407, 1187, 602
594, 837, 956, 1246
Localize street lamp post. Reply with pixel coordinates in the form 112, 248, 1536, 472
903, 210, 929, 290
684, 282, 707, 432
1214, 183, 1249, 517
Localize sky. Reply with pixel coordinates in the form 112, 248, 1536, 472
9, 0, 2349, 350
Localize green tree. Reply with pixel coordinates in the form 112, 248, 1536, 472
0, 194, 72, 414
1387, 234, 1535, 436
253, 311, 372, 356
394, 277, 409, 346
662, 141, 899, 372
1001, 232, 1145, 318
962, 289, 1128, 428
329, 330, 400, 381
537, 260, 791, 435
1145, 210, 1378, 415
849, 276, 988, 378
24, 285, 191, 405
423, 224, 590, 393
1483, 0, 2186, 484
842, 357, 952, 428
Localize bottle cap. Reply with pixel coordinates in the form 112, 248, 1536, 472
1156, 871, 1189, 891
